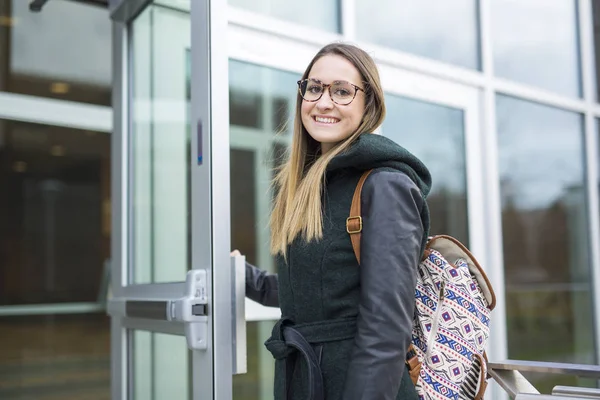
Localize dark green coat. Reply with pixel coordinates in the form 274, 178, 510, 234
247, 133, 431, 400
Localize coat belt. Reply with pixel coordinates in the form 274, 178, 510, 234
265, 317, 357, 400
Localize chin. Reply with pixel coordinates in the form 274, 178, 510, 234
312, 133, 345, 145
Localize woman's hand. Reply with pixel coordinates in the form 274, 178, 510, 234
230, 250, 241, 257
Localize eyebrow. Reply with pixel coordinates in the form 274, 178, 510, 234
307, 78, 351, 84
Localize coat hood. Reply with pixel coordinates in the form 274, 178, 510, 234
327, 133, 432, 197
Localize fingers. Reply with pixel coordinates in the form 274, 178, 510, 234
230, 249, 241, 257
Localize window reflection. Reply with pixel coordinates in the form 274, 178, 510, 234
383, 94, 469, 245
591, 1, 600, 102
132, 331, 190, 400
228, 0, 340, 32
496, 95, 595, 392
0, 0, 111, 105
0, 314, 110, 398
229, 62, 296, 400
229, 60, 296, 274
355, 0, 480, 70
232, 321, 276, 400
0, 120, 110, 305
229, 60, 297, 134
130, 4, 191, 285
491, 0, 581, 98
0, 115, 110, 400
231, 149, 258, 265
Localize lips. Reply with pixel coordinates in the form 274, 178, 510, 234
313, 116, 340, 124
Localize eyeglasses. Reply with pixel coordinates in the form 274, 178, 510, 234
297, 79, 365, 105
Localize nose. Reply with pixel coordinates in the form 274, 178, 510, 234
316, 91, 334, 111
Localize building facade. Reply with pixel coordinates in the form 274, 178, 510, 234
1, 0, 600, 398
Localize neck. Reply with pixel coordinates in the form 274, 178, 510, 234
321, 143, 334, 154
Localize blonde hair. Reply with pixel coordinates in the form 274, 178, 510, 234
270, 43, 386, 257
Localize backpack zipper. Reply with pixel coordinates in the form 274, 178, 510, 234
425, 281, 445, 361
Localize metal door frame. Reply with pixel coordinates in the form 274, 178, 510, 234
109, 0, 232, 398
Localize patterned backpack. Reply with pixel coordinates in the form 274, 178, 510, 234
347, 170, 497, 400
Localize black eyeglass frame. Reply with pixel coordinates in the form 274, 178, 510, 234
297, 79, 366, 105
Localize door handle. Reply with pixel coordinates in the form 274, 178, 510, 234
231, 254, 247, 375
167, 269, 209, 351
107, 270, 210, 350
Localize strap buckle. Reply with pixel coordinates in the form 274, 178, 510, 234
346, 216, 362, 234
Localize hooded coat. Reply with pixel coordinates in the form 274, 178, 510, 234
246, 133, 432, 400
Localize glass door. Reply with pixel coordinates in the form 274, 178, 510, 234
108, 0, 246, 399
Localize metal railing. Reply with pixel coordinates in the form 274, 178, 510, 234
489, 360, 600, 399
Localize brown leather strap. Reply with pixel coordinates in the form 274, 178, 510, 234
347, 169, 374, 265
407, 355, 421, 386
405, 344, 422, 386
473, 353, 489, 400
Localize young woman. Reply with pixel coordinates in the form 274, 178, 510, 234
240, 42, 431, 400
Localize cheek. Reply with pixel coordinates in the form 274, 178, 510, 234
346, 103, 365, 126
301, 100, 312, 116
301, 102, 312, 123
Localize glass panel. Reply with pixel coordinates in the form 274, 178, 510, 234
229, 62, 293, 400
0, 313, 110, 399
229, 61, 296, 275
130, 3, 191, 284
131, 331, 190, 400
491, 0, 581, 98
229, 60, 297, 135
227, 0, 340, 32
591, 1, 600, 102
0, 119, 110, 305
0, 0, 111, 105
231, 148, 258, 263
232, 321, 276, 400
355, 0, 480, 70
383, 94, 468, 244
496, 95, 595, 392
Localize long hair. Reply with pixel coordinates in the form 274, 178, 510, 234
270, 43, 386, 257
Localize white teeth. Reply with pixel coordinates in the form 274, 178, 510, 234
314, 116, 339, 124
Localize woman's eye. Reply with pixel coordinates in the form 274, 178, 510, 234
307, 85, 322, 94
334, 89, 351, 96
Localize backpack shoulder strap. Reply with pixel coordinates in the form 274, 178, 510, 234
347, 169, 374, 265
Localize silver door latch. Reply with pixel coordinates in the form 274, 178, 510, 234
167, 269, 209, 350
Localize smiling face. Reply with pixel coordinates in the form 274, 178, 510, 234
301, 55, 366, 154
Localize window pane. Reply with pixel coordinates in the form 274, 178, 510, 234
229, 66, 292, 400
591, 1, 600, 102
231, 149, 258, 265
229, 61, 295, 273
233, 321, 276, 399
356, 0, 480, 70
496, 95, 595, 392
228, 0, 340, 32
131, 331, 190, 400
0, 314, 109, 398
0, 0, 111, 105
383, 94, 468, 244
229, 60, 297, 135
0, 120, 110, 305
491, 0, 581, 98
130, 4, 191, 284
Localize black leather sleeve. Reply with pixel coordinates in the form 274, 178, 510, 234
342, 171, 424, 400
245, 262, 280, 308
